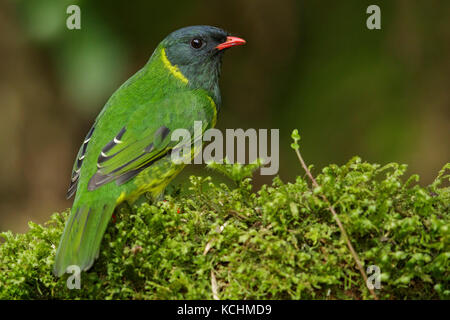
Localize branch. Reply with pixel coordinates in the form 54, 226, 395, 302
291, 130, 378, 300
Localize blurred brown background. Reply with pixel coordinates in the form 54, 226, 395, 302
0, 0, 449, 232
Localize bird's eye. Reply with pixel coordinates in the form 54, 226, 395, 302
190, 38, 203, 49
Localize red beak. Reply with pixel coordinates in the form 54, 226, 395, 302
215, 36, 246, 51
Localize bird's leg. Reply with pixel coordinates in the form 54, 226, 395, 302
113, 201, 133, 222
129, 191, 160, 212
154, 190, 165, 203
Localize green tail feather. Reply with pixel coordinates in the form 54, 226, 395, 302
53, 201, 115, 277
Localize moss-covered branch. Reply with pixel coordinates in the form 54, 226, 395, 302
1, 157, 449, 299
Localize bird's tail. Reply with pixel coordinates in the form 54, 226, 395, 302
53, 200, 115, 277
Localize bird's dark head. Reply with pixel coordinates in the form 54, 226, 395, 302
160, 25, 245, 104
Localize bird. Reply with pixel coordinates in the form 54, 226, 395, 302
53, 25, 246, 276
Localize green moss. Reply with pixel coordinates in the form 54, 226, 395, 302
0, 157, 449, 299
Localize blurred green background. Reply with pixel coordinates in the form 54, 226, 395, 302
0, 0, 449, 232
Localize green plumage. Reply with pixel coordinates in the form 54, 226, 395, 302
53, 26, 244, 276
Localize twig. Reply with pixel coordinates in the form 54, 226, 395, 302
293, 147, 378, 300
203, 223, 227, 255
211, 270, 220, 300
204, 223, 227, 300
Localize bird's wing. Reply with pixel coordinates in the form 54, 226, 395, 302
67, 125, 95, 199
86, 90, 216, 191
57, 90, 216, 276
